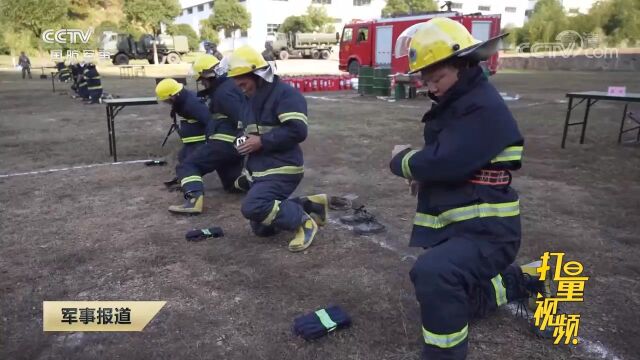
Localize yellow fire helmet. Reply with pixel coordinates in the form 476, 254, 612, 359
192, 54, 221, 80
155, 78, 184, 101
395, 17, 507, 73
227, 45, 268, 78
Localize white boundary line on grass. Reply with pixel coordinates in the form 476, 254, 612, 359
0, 159, 154, 178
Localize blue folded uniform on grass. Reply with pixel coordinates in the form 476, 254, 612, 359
293, 305, 351, 340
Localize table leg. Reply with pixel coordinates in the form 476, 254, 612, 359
112, 109, 118, 162
106, 105, 113, 156
51, 75, 55, 93
618, 103, 628, 144
561, 97, 574, 148
579, 99, 593, 144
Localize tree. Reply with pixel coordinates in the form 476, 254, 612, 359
207, 0, 251, 48
382, 0, 409, 17
306, 5, 331, 31
199, 20, 220, 44
598, 0, 640, 46
168, 24, 199, 51
280, 15, 313, 34
0, 0, 69, 41
123, 0, 181, 64
525, 0, 568, 46
382, 0, 437, 17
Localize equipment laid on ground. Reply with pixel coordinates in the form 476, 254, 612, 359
339, 12, 502, 75
100, 31, 189, 65
293, 305, 351, 340
185, 227, 224, 241
266, 32, 339, 60
339, 205, 386, 235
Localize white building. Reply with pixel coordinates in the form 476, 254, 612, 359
174, 0, 386, 52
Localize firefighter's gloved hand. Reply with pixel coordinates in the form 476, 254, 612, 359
185, 227, 224, 242
293, 305, 351, 340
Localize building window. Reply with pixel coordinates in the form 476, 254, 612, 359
451, 2, 463, 9
353, 0, 371, 5
267, 24, 280, 33
478, 5, 490, 11
198, 4, 204, 11
241, 30, 248, 37
209, 2, 214, 9
505, 6, 516, 13
525, 9, 533, 17
187, 7, 193, 14
312, 0, 331, 4
342, 28, 353, 43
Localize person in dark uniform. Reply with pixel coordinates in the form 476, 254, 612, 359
226, 45, 328, 252
166, 55, 249, 215
389, 18, 549, 359
84, 63, 103, 104
155, 78, 209, 210
18, 52, 32, 79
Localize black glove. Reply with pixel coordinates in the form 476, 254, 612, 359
293, 305, 351, 340
185, 227, 224, 242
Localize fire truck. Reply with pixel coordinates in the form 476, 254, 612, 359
339, 12, 503, 75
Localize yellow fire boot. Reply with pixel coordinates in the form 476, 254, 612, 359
288, 214, 318, 252
168, 191, 203, 215
299, 194, 328, 226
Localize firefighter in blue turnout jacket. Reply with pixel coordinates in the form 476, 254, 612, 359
84, 63, 103, 104
226, 45, 328, 252
389, 18, 548, 359
155, 78, 208, 208
166, 55, 248, 214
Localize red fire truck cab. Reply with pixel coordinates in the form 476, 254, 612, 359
339, 12, 502, 75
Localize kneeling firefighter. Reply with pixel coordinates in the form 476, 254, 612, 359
155, 78, 209, 203
226, 45, 328, 252
167, 55, 249, 214
389, 18, 550, 359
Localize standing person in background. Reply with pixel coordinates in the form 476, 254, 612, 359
18, 52, 32, 79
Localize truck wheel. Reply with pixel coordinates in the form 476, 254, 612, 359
114, 53, 129, 65
311, 50, 320, 60
348, 60, 360, 75
321, 50, 330, 60
167, 53, 181, 64
147, 56, 155, 64
279, 50, 289, 60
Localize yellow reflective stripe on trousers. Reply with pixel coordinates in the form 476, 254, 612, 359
213, 112, 229, 120
182, 135, 206, 143
184, 119, 199, 124
491, 146, 523, 163
401, 150, 418, 179
261, 200, 281, 226
315, 309, 337, 331
180, 175, 202, 186
278, 112, 308, 125
491, 274, 508, 306
209, 134, 236, 143
88, 86, 102, 90
422, 324, 468, 348
414, 201, 520, 229
252, 166, 304, 178
245, 124, 276, 134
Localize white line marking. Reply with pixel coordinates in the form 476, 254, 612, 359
0, 159, 154, 178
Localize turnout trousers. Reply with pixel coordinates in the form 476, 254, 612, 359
177, 140, 243, 194
411, 237, 522, 360
240, 177, 306, 237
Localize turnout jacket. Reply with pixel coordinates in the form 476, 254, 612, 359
202, 76, 250, 143
245, 76, 308, 181
171, 89, 210, 144
390, 66, 524, 248
83, 65, 102, 91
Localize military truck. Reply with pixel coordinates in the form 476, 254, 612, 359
266, 32, 339, 60
99, 31, 190, 65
